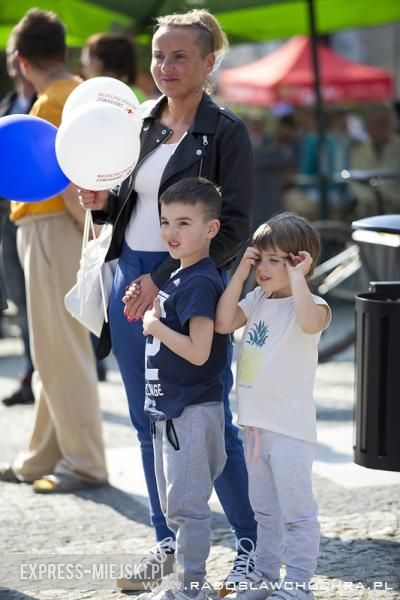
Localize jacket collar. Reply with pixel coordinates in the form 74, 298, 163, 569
141, 92, 219, 135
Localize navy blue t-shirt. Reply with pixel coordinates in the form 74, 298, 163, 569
144, 257, 228, 420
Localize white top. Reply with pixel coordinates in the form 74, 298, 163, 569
125, 142, 179, 251
237, 287, 331, 443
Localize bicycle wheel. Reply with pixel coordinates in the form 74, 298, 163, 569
310, 221, 362, 362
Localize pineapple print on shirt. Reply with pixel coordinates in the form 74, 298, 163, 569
238, 320, 269, 385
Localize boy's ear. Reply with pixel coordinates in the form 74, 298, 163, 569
16, 54, 32, 77
207, 219, 220, 239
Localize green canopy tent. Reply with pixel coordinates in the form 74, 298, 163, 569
1, 0, 399, 47
87, 0, 400, 216
84, 0, 400, 43
0, 0, 133, 49
1, 0, 399, 214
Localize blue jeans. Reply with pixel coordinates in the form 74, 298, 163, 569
109, 245, 256, 545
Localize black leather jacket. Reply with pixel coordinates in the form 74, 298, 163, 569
94, 92, 254, 356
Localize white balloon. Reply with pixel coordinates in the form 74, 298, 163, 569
56, 102, 140, 190
62, 76, 141, 127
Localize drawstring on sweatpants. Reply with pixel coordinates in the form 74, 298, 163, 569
245, 426, 260, 464
166, 419, 180, 451
150, 419, 180, 450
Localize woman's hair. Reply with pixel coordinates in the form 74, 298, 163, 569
252, 212, 321, 276
155, 9, 229, 73
82, 33, 137, 84
10, 8, 66, 69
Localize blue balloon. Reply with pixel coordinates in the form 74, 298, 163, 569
0, 114, 70, 202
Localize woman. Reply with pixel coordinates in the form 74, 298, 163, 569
79, 8, 256, 591
80, 32, 147, 103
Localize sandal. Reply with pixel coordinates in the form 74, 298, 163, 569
33, 473, 106, 494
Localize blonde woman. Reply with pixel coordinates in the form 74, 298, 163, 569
79, 9, 256, 593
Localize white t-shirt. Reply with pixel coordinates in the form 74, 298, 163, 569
237, 287, 331, 443
125, 142, 179, 251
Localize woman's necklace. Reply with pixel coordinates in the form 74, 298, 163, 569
164, 124, 188, 144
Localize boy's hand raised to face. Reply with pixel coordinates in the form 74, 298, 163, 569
143, 297, 161, 336
285, 251, 313, 278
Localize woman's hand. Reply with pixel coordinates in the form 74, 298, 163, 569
123, 273, 159, 321
77, 187, 109, 212
143, 298, 161, 336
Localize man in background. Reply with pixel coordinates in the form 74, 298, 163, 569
0, 43, 36, 406
0, 8, 108, 493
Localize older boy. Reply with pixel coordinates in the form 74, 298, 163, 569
140, 178, 228, 600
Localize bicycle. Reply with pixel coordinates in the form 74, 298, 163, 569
306, 169, 400, 361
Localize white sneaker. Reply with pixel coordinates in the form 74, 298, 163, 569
269, 588, 314, 600
236, 569, 278, 600
218, 538, 256, 597
136, 576, 208, 600
117, 537, 176, 591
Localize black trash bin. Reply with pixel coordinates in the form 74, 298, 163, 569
352, 215, 400, 471
352, 214, 400, 283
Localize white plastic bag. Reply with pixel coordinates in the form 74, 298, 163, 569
64, 211, 115, 337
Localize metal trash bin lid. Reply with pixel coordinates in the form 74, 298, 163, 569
352, 215, 400, 247
352, 214, 400, 234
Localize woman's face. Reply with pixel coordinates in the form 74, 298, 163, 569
151, 26, 214, 100
81, 47, 103, 79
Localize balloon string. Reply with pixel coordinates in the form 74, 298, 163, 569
79, 211, 109, 325
88, 211, 109, 324
79, 211, 91, 317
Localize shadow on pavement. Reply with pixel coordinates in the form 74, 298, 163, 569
318, 535, 400, 591
317, 408, 353, 422
0, 589, 38, 599
74, 484, 234, 551
101, 409, 132, 428
74, 484, 153, 528
315, 442, 350, 463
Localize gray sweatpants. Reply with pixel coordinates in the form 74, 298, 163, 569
153, 402, 226, 590
245, 429, 319, 587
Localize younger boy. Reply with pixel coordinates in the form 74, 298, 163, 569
142, 177, 228, 600
216, 212, 331, 600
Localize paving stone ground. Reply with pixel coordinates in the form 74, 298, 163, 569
0, 336, 399, 600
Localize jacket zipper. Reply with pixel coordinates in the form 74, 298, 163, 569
198, 134, 208, 177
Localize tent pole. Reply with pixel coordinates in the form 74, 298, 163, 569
306, 0, 328, 219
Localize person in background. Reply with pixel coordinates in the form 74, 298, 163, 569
81, 32, 146, 103
283, 108, 348, 220
274, 114, 299, 164
79, 8, 256, 592
251, 114, 300, 227
216, 213, 331, 600
350, 103, 400, 216
80, 32, 147, 381
0, 41, 36, 406
326, 107, 351, 174
0, 8, 108, 493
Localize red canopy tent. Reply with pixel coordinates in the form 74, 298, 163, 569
218, 36, 394, 106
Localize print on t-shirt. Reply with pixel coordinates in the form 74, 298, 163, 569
238, 319, 269, 384
144, 258, 228, 421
